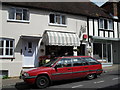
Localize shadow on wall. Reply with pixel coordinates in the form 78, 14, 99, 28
14, 37, 23, 54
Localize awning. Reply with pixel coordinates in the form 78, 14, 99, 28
43, 31, 80, 46
20, 34, 42, 39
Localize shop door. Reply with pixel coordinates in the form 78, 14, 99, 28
78, 44, 85, 56
22, 40, 38, 67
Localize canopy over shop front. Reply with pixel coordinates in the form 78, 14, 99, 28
43, 31, 80, 46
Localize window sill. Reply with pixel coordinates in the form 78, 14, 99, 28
7, 19, 30, 23
0, 57, 15, 59
99, 29, 114, 31
48, 23, 67, 27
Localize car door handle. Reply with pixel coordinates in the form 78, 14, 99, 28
84, 67, 88, 68
68, 68, 72, 70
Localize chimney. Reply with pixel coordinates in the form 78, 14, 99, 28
113, 2, 118, 19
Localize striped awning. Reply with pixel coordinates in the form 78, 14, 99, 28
43, 31, 80, 46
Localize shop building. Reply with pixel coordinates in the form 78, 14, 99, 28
0, 2, 119, 77
101, 1, 120, 64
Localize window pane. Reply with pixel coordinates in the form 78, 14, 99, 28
50, 14, 54, 23
62, 15, 66, 24
56, 60, 63, 68
5, 48, 9, 55
23, 9, 29, 20
0, 48, 3, 55
99, 19, 104, 29
93, 43, 102, 59
73, 58, 83, 66
16, 9, 22, 13
109, 20, 113, 30
62, 58, 72, 67
10, 49, 13, 55
16, 13, 22, 20
10, 41, 13, 47
0, 41, 4, 47
103, 44, 107, 61
56, 15, 60, 24
107, 44, 111, 62
83, 57, 100, 65
6, 40, 9, 47
28, 42, 32, 48
9, 8, 15, 19
104, 19, 108, 29
82, 60, 89, 66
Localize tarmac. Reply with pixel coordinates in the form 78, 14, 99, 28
1, 64, 120, 88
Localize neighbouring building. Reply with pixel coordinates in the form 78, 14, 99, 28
0, 2, 119, 77
101, 1, 120, 64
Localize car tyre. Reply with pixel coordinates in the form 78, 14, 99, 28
86, 74, 95, 80
36, 76, 49, 89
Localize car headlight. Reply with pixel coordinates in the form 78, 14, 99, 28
23, 72, 29, 77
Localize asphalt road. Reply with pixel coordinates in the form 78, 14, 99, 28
2, 68, 120, 89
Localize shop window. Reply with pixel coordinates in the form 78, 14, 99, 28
93, 43, 112, 63
8, 8, 29, 22
0, 39, 14, 58
107, 44, 111, 62
93, 43, 102, 59
49, 13, 66, 25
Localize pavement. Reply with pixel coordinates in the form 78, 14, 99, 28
1, 64, 120, 88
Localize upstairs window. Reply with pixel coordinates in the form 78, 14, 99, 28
8, 8, 29, 21
0, 39, 14, 58
49, 13, 66, 25
99, 19, 113, 30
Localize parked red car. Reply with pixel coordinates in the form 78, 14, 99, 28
21, 56, 103, 88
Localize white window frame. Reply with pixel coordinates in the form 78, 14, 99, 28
99, 18, 113, 30
0, 38, 15, 58
7, 7, 30, 23
49, 13, 67, 27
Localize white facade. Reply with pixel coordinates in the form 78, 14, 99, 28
1, 4, 87, 77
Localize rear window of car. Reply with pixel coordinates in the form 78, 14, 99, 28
81, 57, 100, 65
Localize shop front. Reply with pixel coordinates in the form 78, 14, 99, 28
42, 30, 80, 57
91, 36, 115, 67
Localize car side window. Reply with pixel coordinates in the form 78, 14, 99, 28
73, 58, 83, 67
56, 60, 63, 68
62, 58, 72, 67
81, 59, 89, 66
83, 57, 100, 65
56, 58, 72, 68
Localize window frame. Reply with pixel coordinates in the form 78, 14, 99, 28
7, 7, 30, 23
99, 18, 113, 30
49, 12, 67, 27
0, 38, 15, 58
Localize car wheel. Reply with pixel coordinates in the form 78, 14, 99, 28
86, 74, 95, 80
36, 76, 49, 89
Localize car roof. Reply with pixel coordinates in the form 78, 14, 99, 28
59, 56, 91, 59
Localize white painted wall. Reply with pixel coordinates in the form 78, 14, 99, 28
1, 5, 87, 77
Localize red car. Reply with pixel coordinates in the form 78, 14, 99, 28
21, 56, 103, 88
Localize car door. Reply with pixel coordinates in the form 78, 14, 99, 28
51, 58, 73, 80
83, 57, 102, 74
72, 58, 89, 78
